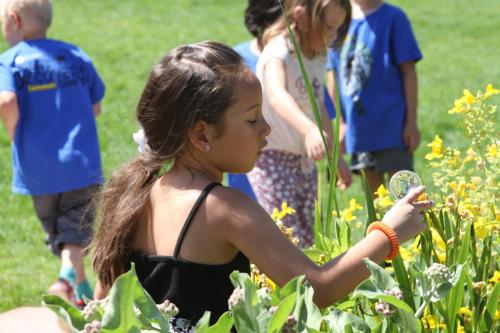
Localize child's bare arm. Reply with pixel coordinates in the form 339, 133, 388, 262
400, 61, 420, 152
217, 185, 431, 308
264, 58, 317, 136
264, 59, 327, 160
94, 280, 107, 299
0, 91, 19, 140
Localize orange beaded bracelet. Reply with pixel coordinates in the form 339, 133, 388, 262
366, 222, 400, 260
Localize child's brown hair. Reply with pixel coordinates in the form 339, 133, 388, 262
262, 0, 351, 55
91, 41, 252, 290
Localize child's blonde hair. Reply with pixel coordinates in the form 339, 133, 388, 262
1, 0, 52, 30
262, 0, 351, 55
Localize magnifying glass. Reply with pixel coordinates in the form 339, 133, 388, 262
389, 170, 422, 200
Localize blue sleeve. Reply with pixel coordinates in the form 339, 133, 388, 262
86, 61, 105, 104
0, 63, 16, 92
75, 47, 105, 104
390, 9, 422, 65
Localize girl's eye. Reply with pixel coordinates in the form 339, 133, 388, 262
247, 119, 257, 125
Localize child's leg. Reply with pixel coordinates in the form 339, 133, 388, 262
55, 185, 99, 302
248, 150, 314, 247
294, 167, 317, 247
32, 185, 98, 303
364, 169, 385, 195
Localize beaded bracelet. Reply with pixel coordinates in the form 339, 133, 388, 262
366, 222, 400, 260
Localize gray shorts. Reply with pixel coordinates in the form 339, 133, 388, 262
31, 184, 99, 256
350, 148, 413, 174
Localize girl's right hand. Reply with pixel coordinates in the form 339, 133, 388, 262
381, 186, 433, 243
305, 128, 329, 161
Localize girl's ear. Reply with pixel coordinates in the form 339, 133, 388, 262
293, 5, 309, 31
188, 120, 216, 152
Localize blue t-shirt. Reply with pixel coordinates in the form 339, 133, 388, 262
234, 41, 259, 72
0, 38, 105, 195
330, 3, 422, 153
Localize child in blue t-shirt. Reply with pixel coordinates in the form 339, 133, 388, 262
329, 0, 422, 194
0, 0, 105, 307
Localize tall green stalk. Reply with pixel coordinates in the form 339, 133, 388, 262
280, 3, 341, 239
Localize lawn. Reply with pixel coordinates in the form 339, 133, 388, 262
0, 0, 498, 311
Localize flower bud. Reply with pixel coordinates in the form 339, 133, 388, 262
82, 300, 99, 321
228, 287, 245, 310
82, 320, 101, 333
157, 299, 179, 318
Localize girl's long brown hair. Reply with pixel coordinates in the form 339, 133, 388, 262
92, 41, 250, 290
262, 0, 351, 55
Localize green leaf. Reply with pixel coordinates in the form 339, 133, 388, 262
42, 294, 86, 332
480, 282, 500, 333
275, 275, 305, 300
361, 258, 398, 291
100, 269, 144, 332
195, 311, 234, 333
323, 309, 370, 333
267, 292, 297, 333
391, 254, 416, 311
446, 264, 467, 332
334, 300, 356, 311
229, 272, 263, 332
130, 269, 169, 331
360, 170, 377, 232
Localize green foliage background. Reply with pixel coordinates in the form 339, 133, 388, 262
0, 0, 498, 311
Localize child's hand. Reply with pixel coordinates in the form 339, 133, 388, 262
381, 186, 433, 243
305, 128, 329, 161
336, 157, 352, 190
403, 122, 420, 153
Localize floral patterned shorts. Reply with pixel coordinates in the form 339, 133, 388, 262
248, 150, 317, 247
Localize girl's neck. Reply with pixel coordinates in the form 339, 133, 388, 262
351, 0, 383, 19
169, 156, 223, 185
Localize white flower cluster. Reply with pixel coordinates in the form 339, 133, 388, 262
425, 263, 452, 283
81, 297, 109, 321
228, 287, 245, 310
157, 299, 179, 318
79, 320, 101, 333
374, 287, 404, 317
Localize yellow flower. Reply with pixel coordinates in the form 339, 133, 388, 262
281, 202, 296, 216
450, 181, 466, 199
271, 208, 281, 221
271, 202, 296, 221
484, 83, 500, 99
486, 143, 498, 158
489, 271, 500, 284
340, 209, 356, 222
348, 198, 363, 211
463, 89, 476, 105
447, 149, 461, 168
377, 196, 394, 209
458, 307, 472, 316
425, 135, 445, 160
422, 314, 446, 329
374, 184, 389, 197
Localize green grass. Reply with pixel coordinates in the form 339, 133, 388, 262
0, 0, 498, 311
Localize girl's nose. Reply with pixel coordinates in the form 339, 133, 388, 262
261, 117, 271, 137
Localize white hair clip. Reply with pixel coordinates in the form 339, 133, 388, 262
132, 129, 147, 153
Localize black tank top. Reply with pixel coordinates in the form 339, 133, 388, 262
130, 182, 250, 324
